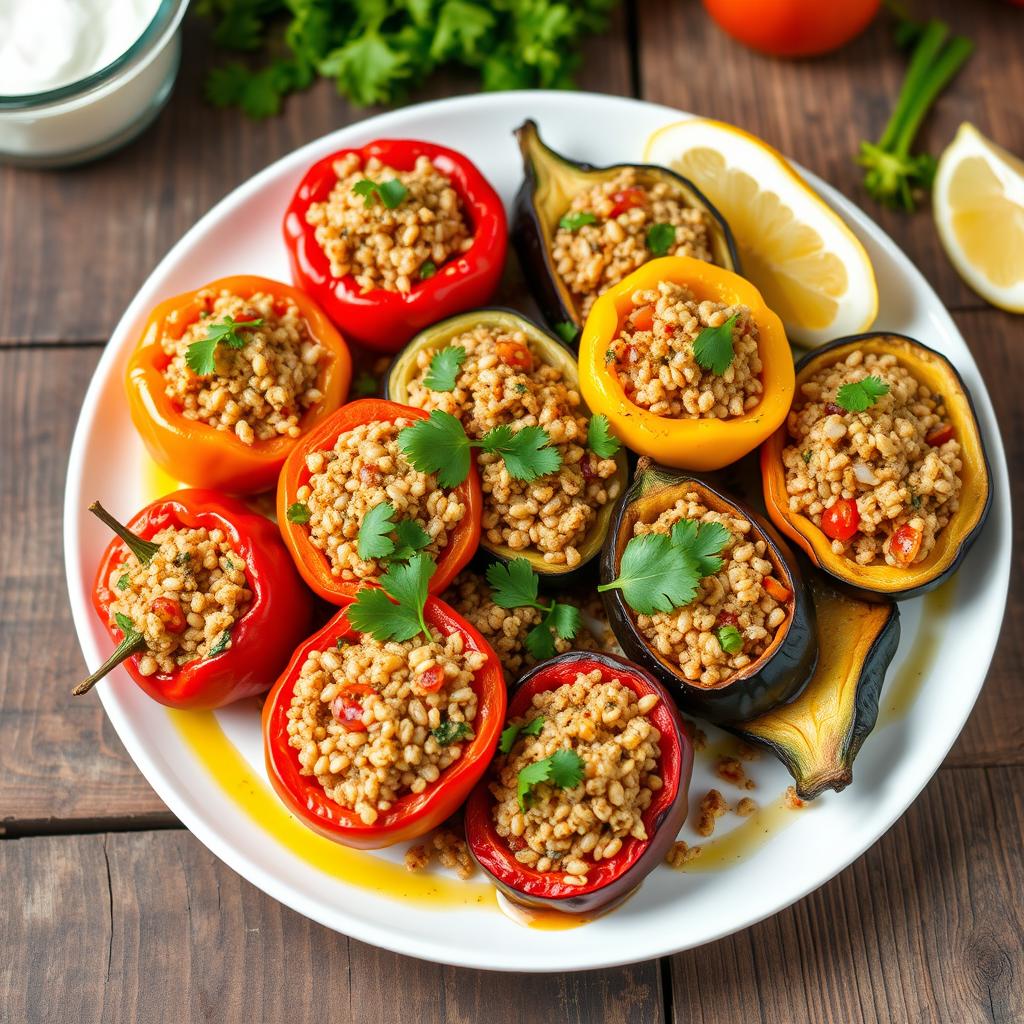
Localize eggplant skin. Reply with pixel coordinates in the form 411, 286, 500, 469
465, 650, 692, 916
511, 119, 740, 339
601, 464, 818, 725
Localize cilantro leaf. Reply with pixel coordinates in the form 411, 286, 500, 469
646, 222, 676, 257
419, 260, 437, 280
286, 502, 310, 524
598, 532, 700, 615
835, 375, 890, 413
185, 315, 263, 376
545, 602, 580, 641
499, 715, 545, 755
422, 346, 466, 392
184, 337, 219, 377
717, 625, 744, 655
479, 424, 561, 481
670, 519, 731, 578
554, 322, 578, 346
548, 748, 585, 789
357, 502, 397, 561
692, 314, 739, 376
348, 552, 435, 642
587, 414, 621, 458
398, 410, 472, 488
524, 621, 557, 661
391, 518, 431, 562
319, 31, 412, 107
559, 211, 597, 231
352, 177, 408, 209
486, 558, 539, 610
208, 630, 232, 657
116, 573, 130, 592
432, 719, 473, 746
517, 758, 552, 811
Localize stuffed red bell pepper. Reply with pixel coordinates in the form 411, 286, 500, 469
262, 577, 505, 850
283, 139, 507, 352
75, 489, 313, 709
276, 398, 481, 604
465, 651, 692, 915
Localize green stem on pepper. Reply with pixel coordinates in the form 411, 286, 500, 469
89, 501, 160, 564
73, 625, 147, 696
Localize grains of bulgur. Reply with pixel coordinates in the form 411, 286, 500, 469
695, 789, 729, 837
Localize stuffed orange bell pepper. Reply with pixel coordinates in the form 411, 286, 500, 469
126, 275, 352, 495
276, 398, 482, 604
577, 256, 794, 471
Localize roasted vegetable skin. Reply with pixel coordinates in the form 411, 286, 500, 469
728, 574, 900, 799
601, 462, 817, 724
761, 332, 991, 601
512, 119, 739, 339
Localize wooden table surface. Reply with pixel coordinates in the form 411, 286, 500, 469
2, 3, 1021, 1021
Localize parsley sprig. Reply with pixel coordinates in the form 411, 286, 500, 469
587, 413, 620, 459
432, 718, 473, 746
598, 519, 731, 615
357, 501, 431, 563
186, 315, 264, 377
486, 559, 580, 661
692, 315, 739, 376
835, 376, 890, 413
516, 748, 586, 812
399, 410, 561, 488
646, 222, 676, 257
559, 211, 596, 232
347, 552, 436, 643
353, 177, 408, 209
499, 715, 545, 755
422, 346, 466, 392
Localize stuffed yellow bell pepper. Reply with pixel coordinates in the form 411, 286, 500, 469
578, 256, 794, 471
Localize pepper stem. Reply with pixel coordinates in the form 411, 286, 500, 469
72, 629, 147, 697
90, 501, 160, 564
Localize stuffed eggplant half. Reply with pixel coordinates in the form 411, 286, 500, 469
386, 308, 629, 583
465, 650, 692, 916
599, 461, 817, 724
513, 120, 739, 341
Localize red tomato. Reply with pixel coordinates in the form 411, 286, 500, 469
496, 340, 533, 372
821, 498, 860, 541
630, 305, 655, 331
330, 683, 375, 732
890, 524, 923, 566
926, 424, 955, 446
702, 0, 880, 57
417, 664, 446, 694
609, 188, 648, 217
150, 596, 186, 634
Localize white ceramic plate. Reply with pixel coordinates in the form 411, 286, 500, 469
64, 91, 1011, 972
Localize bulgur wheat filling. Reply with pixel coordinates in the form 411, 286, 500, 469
631, 493, 788, 688
607, 281, 763, 419
286, 631, 485, 825
406, 326, 620, 568
782, 349, 963, 566
162, 288, 325, 447
106, 526, 251, 676
295, 418, 465, 583
552, 169, 715, 318
305, 153, 473, 293
491, 670, 663, 885
444, 570, 612, 679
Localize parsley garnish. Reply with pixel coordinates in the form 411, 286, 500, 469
336, 637, 349, 650
185, 315, 264, 377
512, 382, 528, 395
357, 501, 431, 563
352, 177, 408, 209
717, 625, 743, 655
646, 222, 676, 257
116, 573, 130, 591
347, 552, 435, 643
559, 211, 597, 231
208, 630, 232, 657
286, 502, 310, 524
174, 551, 192, 567
351, 371, 379, 398
115, 612, 139, 637
587, 413, 620, 458
692, 314, 739, 376
486, 559, 580, 661
399, 410, 561, 488
835, 376, 890, 413
499, 715, 545, 755
802, 450, 812, 464
554, 322, 578, 346
422, 346, 466, 392
432, 719, 473, 746
517, 748, 585, 811
598, 520, 730, 615
911, 493, 922, 509
419, 260, 437, 280
604, 347, 616, 365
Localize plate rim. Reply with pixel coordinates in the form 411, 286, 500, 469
63, 89, 1012, 971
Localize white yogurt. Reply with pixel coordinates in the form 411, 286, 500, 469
0, 0, 189, 166
0, 0, 161, 95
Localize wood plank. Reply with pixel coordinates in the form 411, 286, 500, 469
0, 12, 632, 346
0, 829, 664, 1024
636, 0, 1024, 310
666, 766, 1024, 1024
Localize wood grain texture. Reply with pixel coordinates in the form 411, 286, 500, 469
636, 0, 1024, 311
0, 829, 663, 1024
666, 766, 1024, 1024
0, 11, 632, 346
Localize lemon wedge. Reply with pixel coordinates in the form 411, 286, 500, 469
644, 118, 878, 348
933, 122, 1024, 313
